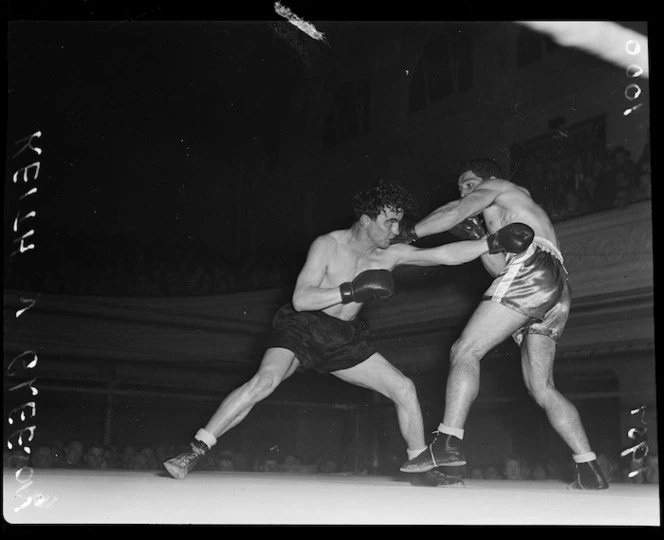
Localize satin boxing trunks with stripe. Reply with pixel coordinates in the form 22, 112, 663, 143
482, 236, 571, 346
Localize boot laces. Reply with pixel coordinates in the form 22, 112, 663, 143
178, 444, 204, 467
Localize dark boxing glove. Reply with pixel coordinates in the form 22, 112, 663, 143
390, 220, 419, 245
486, 223, 534, 254
448, 215, 487, 240
339, 269, 395, 304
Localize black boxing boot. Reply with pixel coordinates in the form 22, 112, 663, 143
163, 439, 209, 480
567, 460, 609, 490
409, 468, 465, 487
400, 433, 466, 473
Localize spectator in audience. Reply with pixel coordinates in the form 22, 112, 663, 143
7, 449, 30, 469
469, 466, 484, 479
50, 443, 65, 468
502, 456, 528, 480
614, 171, 636, 209
633, 160, 651, 202
484, 464, 501, 480
84, 443, 109, 469
216, 450, 235, 471
577, 172, 598, 209
278, 454, 302, 473
544, 458, 563, 481
256, 458, 279, 473
319, 458, 340, 474
589, 154, 616, 211
63, 439, 85, 468
104, 444, 122, 469
155, 444, 175, 465
31, 445, 55, 468
120, 445, 136, 469
232, 451, 248, 471
636, 139, 650, 199
140, 446, 158, 470
644, 454, 658, 484
530, 461, 548, 480
611, 146, 640, 187
129, 446, 158, 470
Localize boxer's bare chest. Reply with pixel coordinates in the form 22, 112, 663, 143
325, 244, 383, 287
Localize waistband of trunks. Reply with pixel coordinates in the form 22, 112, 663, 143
532, 236, 564, 264
507, 235, 566, 269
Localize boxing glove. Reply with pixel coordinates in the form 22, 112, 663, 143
340, 269, 395, 304
390, 220, 419, 245
487, 223, 534, 254
449, 215, 487, 240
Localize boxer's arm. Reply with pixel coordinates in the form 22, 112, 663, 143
388, 239, 489, 267
480, 252, 507, 277
413, 185, 497, 238
291, 236, 344, 311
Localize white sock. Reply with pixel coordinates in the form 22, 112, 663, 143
195, 428, 217, 449
438, 423, 464, 440
573, 451, 597, 463
407, 446, 427, 460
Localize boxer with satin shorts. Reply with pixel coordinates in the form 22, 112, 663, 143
396, 158, 608, 490
487, 236, 571, 347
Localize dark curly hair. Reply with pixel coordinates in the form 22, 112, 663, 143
352, 179, 418, 221
456, 158, 503, 181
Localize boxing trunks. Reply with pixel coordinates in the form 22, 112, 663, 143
482, 236, 571, 345
267, 304, 377, 373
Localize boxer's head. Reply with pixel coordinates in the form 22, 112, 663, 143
353, 179, 417, 248
352, 178, 417, 222
456, 158, 502, 198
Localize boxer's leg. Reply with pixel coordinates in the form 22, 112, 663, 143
521, 333, 608, 489
204, 347, 299, 437
164, 347, 299, 479
332, 354, 463, 486
401, 301, 530, 473
332, 352, 425, 455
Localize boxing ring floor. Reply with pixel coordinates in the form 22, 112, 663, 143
3, 468, 660, 526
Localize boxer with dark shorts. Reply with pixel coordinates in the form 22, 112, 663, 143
397, 158, 609, 490
268, 304, 376, 373
164, 178, 533, 485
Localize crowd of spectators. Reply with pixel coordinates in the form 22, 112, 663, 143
3, 438, 344, 476
4, 437, 658, 487
462, 449, 658, 485
523, 142, 651, 222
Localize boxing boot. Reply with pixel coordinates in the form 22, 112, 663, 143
409, 468, 465, 487
163, 439, 209, 480
567, 460, 610, 490
400, 433, 466, 473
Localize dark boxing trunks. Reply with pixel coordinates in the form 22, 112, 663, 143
482, 236, 571, 344
266, 304, 377, 373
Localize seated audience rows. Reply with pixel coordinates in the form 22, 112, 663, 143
4, 439, 658, 485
